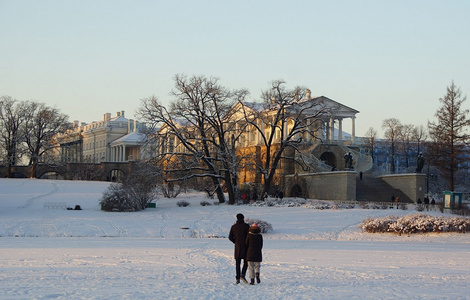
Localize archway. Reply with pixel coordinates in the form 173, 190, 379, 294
40, 171, 64, 180
319, 151, 336, 170
110, 169, 125, 182
290, 184, 303, 198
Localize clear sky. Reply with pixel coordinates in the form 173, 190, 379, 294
1, 0, 469, 137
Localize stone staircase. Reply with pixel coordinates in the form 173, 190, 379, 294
356, 174, 411, 203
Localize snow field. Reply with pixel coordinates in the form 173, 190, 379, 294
1, 179, 470, 299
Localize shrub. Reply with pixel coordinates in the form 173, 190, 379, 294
452, 203, 470, 216
360, 214, 470, 235
399, 203, 408, 210
161, 182, 181, 198
177, 200, 190, 207
200, 201, 212, 206
100, 184, 136, 212
100, 163, 159, 212
245, 218, 273, 233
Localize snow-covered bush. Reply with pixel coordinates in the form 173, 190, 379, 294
451, 203, 470, 216
200, 201, 211, 206
100, 184, 136, 212
100, 163, 159, 212
360, 214, 470, 234
245, 218, 273, 233
249, 198, 355, 210
161, 182, 181, 198
177, 200, 189, 207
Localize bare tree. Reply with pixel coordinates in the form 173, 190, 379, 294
412, 125, 427, 155
239, 80, 329, 198
362, 127, 378, 161
428, 81, 470, 191
138, 75, 248, 204
23, 102, 68, 177
0, 96, 27, 177
398, 124, 415, 168
382, 118, 402, 173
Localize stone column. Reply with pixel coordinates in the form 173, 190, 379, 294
325, 121, 330, 142
329, 117, 335, 142
115, 145, 119, 162
338, 118, 343, 142
351, 117, 356, 144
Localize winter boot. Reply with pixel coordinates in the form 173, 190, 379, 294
240, 275, 248, 284
250, 278, 255, 285
236, 279, 240, 284
256, 273, 261, 284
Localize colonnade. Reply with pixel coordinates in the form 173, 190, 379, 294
326, 116, 356, 143
110, 144, 126, 162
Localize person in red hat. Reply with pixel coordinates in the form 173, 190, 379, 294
245, 222, 263, 285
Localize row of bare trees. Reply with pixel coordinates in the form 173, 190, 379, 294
369, 119, 427, 173
138, 75, 330, 204
364, 82, 469, 191
0, 96, 69, 177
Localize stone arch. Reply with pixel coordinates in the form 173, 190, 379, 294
319, 151, 336, 169
110, 169, 125, 182
39, 171, 64, 180
290, 184, 303, 198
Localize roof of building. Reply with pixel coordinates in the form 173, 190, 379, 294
110, 131, 146, 146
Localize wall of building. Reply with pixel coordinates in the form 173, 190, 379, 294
380, 173, 426, 203
285, 171, 356, 201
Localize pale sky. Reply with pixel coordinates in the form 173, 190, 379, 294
1, 0, 469, 137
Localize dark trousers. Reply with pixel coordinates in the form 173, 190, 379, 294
235, 257, 248, 279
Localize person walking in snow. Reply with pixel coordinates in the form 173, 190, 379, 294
228, 213, 250, 284
245, 223, 263, 285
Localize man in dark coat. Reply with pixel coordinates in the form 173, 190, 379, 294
228, 213, 250, 284
246, 223, 263, 285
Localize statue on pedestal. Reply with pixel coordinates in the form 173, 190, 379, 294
416, 153, 425, 173
344, 152, 353, 169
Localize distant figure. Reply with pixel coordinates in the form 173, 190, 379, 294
242, 193, 248, 204
279, 190, 284, 200
251, 191, 258, 202
391, 195, 396, 209
359, 171, 363, 180
416, 153, 425, 173
424, 196, 430, 211
395, 196, 400, 209
417, 198, 422, 204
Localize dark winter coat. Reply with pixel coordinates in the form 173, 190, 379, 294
229, 220, 250, 259
245, 226, 263, 262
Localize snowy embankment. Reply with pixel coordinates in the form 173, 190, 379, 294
1, 179, 470, 299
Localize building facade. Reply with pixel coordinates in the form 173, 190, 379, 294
55, 111, 145, 163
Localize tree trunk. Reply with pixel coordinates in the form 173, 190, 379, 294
211, 176, 225, 204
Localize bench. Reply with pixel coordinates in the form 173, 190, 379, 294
43, 202, 67, 209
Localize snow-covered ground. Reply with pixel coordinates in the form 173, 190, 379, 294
1, 179, 469, 300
